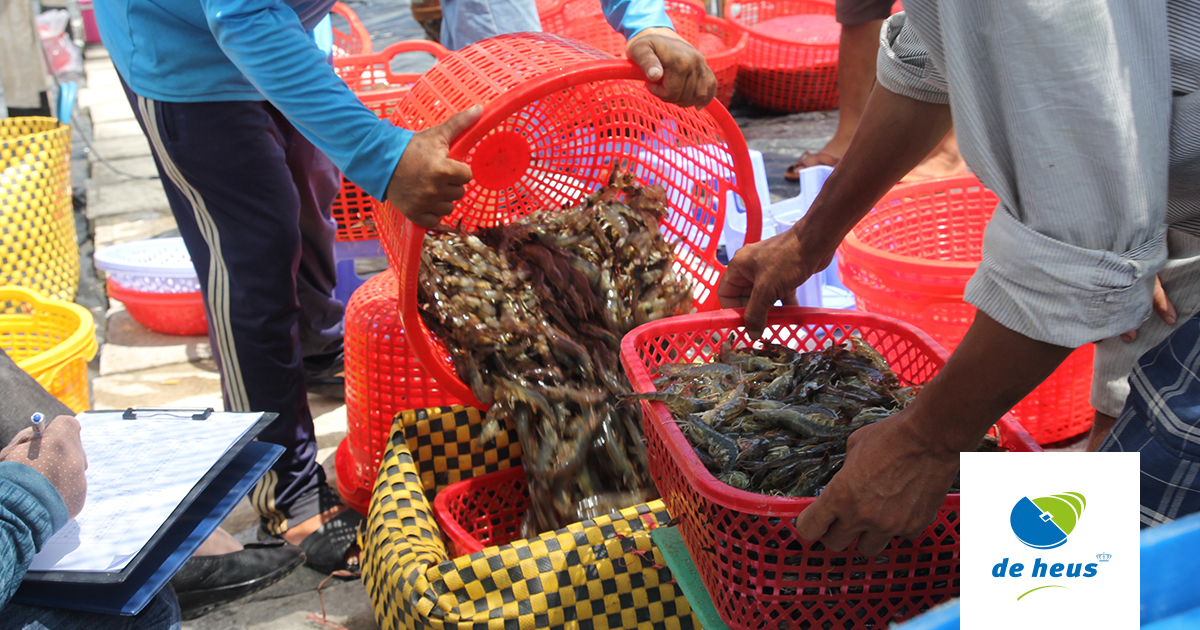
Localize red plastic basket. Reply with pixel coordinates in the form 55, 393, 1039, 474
331, 40, 450, 242
837, 175, 1095, 444
335, 269, 461, 514
106, 279, 207, 336
697, 15, 749, 107
330, 2, 372, 57
619, 307, 1041, 630
726, 0, 840, 112
376, 33, 763, 409
432, 465, 530, 557
536, 0, 563, 16
540, 0, 704, 55
539, 0, 746, 107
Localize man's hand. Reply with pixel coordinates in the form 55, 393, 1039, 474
386, 105, 484, 229
1121, 275, 1177, 342
626, 27, 716, 108
718, 223, 838, 338
793, 412, 959, 557
0, 416, 87, 519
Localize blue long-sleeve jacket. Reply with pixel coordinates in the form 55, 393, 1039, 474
92, 0, 673, 201
0, 462, 68, 610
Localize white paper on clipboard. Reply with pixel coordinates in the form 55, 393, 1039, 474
27, 410, 264, 573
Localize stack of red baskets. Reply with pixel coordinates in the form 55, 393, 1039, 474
725, 0, 840, 112
540, 0, 747, 107
331, 40, 449, 242
335, 269, 461, 514
725, 0, 902, 112
837, 175, 1095, 445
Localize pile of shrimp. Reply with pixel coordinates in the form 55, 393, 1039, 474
418, 167, 694, 534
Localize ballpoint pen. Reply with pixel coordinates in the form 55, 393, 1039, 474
30, 412, 44, 437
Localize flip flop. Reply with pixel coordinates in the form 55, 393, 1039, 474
784, 151, 840, 182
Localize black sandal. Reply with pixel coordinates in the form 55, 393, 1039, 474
259, 508, 363, 575
298, 509, 362, 574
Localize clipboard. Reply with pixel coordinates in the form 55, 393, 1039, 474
13, 440, 284, 614
18, 410, 279, 586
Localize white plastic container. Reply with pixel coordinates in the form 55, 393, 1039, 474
722, 149, 773, 256
93, 237, 201, 294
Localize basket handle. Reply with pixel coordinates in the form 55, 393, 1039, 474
335, 39, 451, 89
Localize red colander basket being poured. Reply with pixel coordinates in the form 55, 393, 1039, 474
375, 33, 763, 409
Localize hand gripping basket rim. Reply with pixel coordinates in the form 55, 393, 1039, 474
391, 55, 764, 411
619, 306, 1042, 515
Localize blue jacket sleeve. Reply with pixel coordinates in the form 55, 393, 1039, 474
0, 462, 68, 610
600, 0, 675, 39
199, 0, 412, 200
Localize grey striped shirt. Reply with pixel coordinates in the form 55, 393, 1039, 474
876, 1, 1200, 348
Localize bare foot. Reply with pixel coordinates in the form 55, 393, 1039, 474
281, 504, 351, 547
193, 527, 244, 557
899, 128, 969, 182
786, 19, 883, 181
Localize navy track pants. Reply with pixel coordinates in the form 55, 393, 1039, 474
121, 77, 344, 533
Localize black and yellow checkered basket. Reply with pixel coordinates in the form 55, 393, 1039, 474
0, 117, 79, 302
361, 406, 700, 630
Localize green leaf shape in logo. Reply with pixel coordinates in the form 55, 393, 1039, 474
1031, 492, 1086, 536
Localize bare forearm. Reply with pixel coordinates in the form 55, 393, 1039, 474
899, 311, 1075, 454
793, 86, 953, 251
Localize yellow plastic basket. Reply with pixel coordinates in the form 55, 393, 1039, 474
0, 286, 97, 413
0, 117, 79, 301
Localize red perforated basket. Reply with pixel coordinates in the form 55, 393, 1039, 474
540, 0, 746, 107
726, 0, 839, 112
330, 2, 372, 57
837, 175, 1094, 445
619, 307, 1041, 630
433, 465, 530, 557
377, 33, 763, 409
540, 0, 703, 54
335, 269, 461, 514
697, 15, 749, 107
331, 40, 450, 241
106, 280, 207, 337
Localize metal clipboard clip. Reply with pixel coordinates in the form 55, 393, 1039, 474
122, 407, 215, 420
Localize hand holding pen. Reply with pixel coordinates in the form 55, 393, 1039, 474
0, 414, 88, 518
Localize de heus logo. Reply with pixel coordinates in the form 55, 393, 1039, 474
1010, 492, 1086, 549
992, 492, 1103, 600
